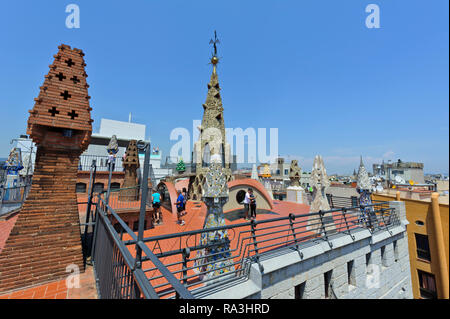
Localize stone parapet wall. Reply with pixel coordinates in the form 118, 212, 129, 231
201, 202, 413, 299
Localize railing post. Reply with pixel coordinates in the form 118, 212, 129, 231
319, 210, 333, 248
341, 208, 355, 240
250, 219, 264, 273
135, 141, 151, 270
289, 213, 303, 258
91, 194, 102, 262
182, 247, 190, 287
84, 159, 97, 238
380, 208, 393, 235
105, 159, 114, 206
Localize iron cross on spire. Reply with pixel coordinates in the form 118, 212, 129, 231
209, 30, 220, 56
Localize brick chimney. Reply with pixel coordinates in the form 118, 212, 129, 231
0, 44, 93, 292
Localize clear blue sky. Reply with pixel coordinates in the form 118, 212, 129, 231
0, 0, 448, 174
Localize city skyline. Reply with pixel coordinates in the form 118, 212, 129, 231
1, 0, 448, 175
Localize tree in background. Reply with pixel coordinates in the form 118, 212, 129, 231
176, 158, 186, 173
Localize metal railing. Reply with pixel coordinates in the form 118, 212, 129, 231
326, 194, 359, 209
88, 162, 399, 300
79, 155, 124, 172
91, 193, 193, 299
0, 184, 31, 216
119, 201, 399, 298
0, 184, 30, 203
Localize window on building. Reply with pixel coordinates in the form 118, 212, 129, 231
133, 221, 139, 232
111, 182, 121, 190
93, 183, 104, 193
418, 270, 437, 299
76, 182, 87, 193
294, 282, 306, 299
415, 233, 431, 262
284, 169, 289, 176
324, 270, 333, 298
276, 169, 280, 175
347, 260, 356, 287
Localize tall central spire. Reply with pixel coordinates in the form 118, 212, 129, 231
190, 31, 232, 200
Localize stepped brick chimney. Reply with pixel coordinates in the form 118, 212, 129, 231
0, 44, 93, 292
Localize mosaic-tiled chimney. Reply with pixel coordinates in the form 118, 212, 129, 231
357, 156, 375, 228
0, 44, 92, 292
194, 157, 235, 283
119, 140, 140, 201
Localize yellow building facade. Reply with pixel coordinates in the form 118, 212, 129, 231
373, 192, 449, 299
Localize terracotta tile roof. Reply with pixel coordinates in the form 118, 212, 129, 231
0, 266, 97, 299
115, 198, 312, 297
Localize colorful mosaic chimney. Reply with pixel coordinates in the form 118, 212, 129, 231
0, 44, 92, 292
119, 140, 140, 201
194, 159, 234, 282
357, 156, 375, 228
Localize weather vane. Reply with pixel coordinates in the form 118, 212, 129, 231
209, 30, 220, 57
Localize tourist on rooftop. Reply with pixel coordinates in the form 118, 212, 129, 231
176, 190, 185, 226
181, 187, 188, 216
249, 188, 257, 220
243, 188, 251, 220
107, 151, 116, 171
152, 189, 162, 225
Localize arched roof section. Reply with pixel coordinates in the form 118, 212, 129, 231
174, 179, 190, 192
227, 178, 274, 210
156, 181, 179, 216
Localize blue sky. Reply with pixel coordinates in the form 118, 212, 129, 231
0, 0, 448, 174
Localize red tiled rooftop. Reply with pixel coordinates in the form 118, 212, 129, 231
0, 265, 97, 299
115, 198, 314, 297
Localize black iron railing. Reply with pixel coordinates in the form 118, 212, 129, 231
79, 155, 124, 172
0, 184, 31, 216
88, 178, 399, 299
120, 201, 399, 298
91, 194, 192, 299
326, 194, 360, 209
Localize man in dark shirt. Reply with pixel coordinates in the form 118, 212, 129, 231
175, 190, 185, 226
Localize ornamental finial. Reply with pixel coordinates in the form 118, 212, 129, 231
209, 31, 220, 71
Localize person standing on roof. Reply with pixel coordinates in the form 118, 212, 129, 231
249, 188, 257, 220
152, 189, 162, 225
181, 187, 188, 216
175, 190, 185, 226
243, 188, 251, 220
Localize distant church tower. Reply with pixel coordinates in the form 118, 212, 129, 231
190, 31, 232, 200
